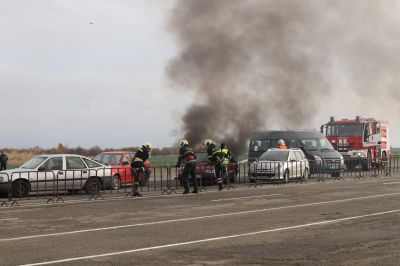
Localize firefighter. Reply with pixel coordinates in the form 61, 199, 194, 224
130, 142, 152, 197
204, 139, 224, 190
277, 139, 288, 149
218, 143, 232, 185
176, 140, 198, 194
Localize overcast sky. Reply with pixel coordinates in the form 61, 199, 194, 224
0, 0, 191, 148
1, 0, 399, 149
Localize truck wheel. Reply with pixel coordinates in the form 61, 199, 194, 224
382, 151, 387, 162
362, 151, 372, 171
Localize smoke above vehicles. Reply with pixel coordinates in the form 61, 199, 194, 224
166, 0, 400, 155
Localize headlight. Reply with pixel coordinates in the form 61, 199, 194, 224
0, 176, 4, 182
314, 156, 322, 161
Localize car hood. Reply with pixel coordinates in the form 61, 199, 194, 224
307, 149, 342, 159
0, 168, 27, 175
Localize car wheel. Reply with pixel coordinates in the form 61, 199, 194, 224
302, 168, 309, 180
85, 177, 101, 195
331, 172, 340, 178
284, 169, 290, 183
12, 179, 30, 198
112, 175, 121, 190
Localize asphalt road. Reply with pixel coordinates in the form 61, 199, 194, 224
0, 176, 400, 265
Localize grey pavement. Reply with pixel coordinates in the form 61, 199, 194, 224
0, 176, 400, 265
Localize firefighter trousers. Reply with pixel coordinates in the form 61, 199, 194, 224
182, 162, 198, 192
215, 164, 227, 184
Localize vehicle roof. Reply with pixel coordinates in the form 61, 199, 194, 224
98, 151, 133, 154
267, 148, 302, 152
250, 130, 323, 139
36, 154, 87, 157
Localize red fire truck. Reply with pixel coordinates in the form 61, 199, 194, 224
321, 116, 390, 170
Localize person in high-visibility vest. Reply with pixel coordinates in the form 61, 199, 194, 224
277, 139, 288, 149
130, 142, 152, 197
204, 139, 224, 190
176, 140, 198, 194
218, 143, 232, 186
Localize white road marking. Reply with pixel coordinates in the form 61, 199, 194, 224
212, 194, 283, 202
383, 182, 400, 185
2, 191, 400, 242
21, 208, 400, 266
0, 218, 18, 221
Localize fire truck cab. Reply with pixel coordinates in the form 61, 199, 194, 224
321, 116, 390, 170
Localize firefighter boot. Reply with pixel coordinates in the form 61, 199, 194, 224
191, 177, 199, 193
218, 182, 223, 191
132, 183, 142, 197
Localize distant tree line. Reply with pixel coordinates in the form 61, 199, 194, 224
1, 143, 178, 157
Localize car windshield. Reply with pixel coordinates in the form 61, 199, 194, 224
300, 138, 334, 150
326, 124, 363, 137
259, 150, 289, 161
195, 152, 208, 162
94, 153, 121, 165
20, 156, 49, 169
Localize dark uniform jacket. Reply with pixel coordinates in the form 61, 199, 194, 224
176, 145, 196, 167
207, 143, 219, 164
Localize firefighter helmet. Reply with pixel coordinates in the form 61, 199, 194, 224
278, 139, 285, 146
180, 140, 188, 146
143, 142, 152, 150
204, 139, 213, 146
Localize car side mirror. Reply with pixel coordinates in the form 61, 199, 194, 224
38, 166, 47, 171
122, 161, 129, 166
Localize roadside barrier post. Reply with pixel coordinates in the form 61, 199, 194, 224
162, 167, 176, 195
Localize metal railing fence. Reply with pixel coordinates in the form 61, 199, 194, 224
0, 156, 397, 206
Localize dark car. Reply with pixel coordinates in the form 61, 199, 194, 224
195, 150, 239, 185
248, 130, 344, 177
177, 150, 239, 185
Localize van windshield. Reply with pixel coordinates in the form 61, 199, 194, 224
259, 150, 289, 161
300, 138, 334, 151
250, 139, 278, 152
250, 139, 298, 152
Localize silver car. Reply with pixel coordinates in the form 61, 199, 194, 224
249, 148, 309, 182
0, 154, 112, 197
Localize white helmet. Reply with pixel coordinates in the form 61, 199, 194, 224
204, 139, 213, 146
143, 142, 152, 150
180, 139, 188, 146
278, 139, 285, 145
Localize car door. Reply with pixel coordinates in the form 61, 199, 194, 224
64, 156, 89, 191
36, 157, 63, 193
294, 151, 304, 178
121, 153, 133, 185
287, 151, 297, 179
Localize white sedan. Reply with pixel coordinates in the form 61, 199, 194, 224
0, 154, 112, 197
249, 148, 309, 182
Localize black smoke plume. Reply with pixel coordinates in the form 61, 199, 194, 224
166, 0, 400, 155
